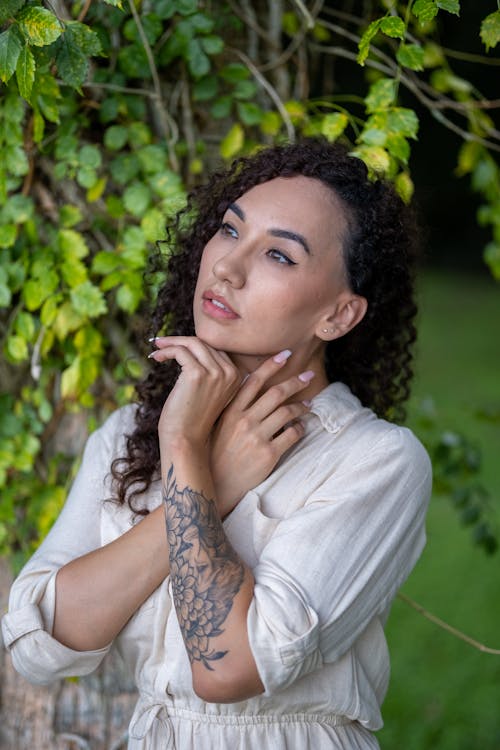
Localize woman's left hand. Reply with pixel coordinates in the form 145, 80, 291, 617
149, 336, 242, 451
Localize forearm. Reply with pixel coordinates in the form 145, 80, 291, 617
163, 442, 263, 702
53, 506, 169, 651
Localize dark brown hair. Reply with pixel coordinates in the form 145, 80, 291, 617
111, 138, 421, 514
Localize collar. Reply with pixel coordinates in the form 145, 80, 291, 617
308, 382, 365, 434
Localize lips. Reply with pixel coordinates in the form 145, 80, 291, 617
202, 290, 239, 319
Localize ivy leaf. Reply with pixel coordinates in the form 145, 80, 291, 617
320, 112, 349, 141
56, 29, 89, 87
396, 43, 425, 71
220, 123, 244, 160
236, 101, 263, 126
365, 78, 397, 113
480, 11, 500, 52
380, 16, 406, 40
357, 18, 382, 65
436, 0, 460, 15
186, 38, 210, 78
16, 44, 36, 100
0, 0, 26, 24
17, 6, 62, 47
0, 28, 23, 83
413, 0, 438, 24
70, 281, 107, 318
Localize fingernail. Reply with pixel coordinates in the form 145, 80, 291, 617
302, 399, 312, 407
298, 370, 315, 383
148, 336, 158, 343
148, 351, 159, 359
273, 349, 292, 364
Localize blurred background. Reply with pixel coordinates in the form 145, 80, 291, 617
0, 1, 499, 748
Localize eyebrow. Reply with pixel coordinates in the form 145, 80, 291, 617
227, 202, 311, 255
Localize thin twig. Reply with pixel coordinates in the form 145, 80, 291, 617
398, 593, 500, 655
77, 0, 92, 23
229, 48, 295, 142
291, 0, 315, 29
126, 0, 179, 170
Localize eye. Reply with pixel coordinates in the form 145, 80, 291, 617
220, 221, 238, 239
267, 249, 297, 266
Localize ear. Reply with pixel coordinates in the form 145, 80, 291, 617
316, 293, 368, 341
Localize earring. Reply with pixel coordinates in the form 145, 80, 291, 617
322, 328, 333, 334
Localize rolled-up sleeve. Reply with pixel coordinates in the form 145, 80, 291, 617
1, 414, 124, 685
246, 426, 432, 695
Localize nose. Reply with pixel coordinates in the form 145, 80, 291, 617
212, 249, 246, 288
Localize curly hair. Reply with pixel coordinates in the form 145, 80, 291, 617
111, 138, 421, 514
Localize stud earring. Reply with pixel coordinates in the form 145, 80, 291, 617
322, 328, 333, 334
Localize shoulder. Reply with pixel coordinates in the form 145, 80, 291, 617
87, 403, 139, 458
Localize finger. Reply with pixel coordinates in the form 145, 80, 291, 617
229, 349, 294, 409
259, 401, 311, 440
270, 419, 306, 456
150, 338, 236, 379
243, 370, 315, 423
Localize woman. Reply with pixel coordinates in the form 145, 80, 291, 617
2, 138, 432, 749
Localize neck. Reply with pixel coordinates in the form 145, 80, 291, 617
230, 347, 330, 401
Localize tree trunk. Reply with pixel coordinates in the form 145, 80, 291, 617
0, 559, 137, 750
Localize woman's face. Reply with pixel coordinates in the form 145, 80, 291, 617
193, 175, 359, 373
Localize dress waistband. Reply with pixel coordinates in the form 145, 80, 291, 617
129, 693, 353, 748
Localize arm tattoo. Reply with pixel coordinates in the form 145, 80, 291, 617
163, 465, 245, 670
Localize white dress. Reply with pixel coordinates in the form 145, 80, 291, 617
2, 382, 432, 749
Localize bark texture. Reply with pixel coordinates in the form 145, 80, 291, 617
0, 559, 137, 750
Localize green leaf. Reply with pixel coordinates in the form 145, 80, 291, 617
365, 78, 397, 113
232, 79, 257, 100
16, 44, 36, 99
436, 0, 459, 15
361, 128, 387, 146
387, 108, 419, 138
0, 0, 26, 25
17, 6, 62, 47
357, 19, 382, 66
193, 75, 219, 101
14, 311, 35, 341
483, 242, 500, 280
78, 144, 102, 169
412, 0, 438, 24
380, 16, 406, 40
123, 182, 151, 217
104, 125, 129, 151
200, 35, 224, 55
58, 229, 89, 259
111, 154, 140, 185
387, 133, 410, 163
480, 11, 500, 51
137, 144, 167, 174
65, 21, 102, 56
320, 112, 349, 141
116, 281, 142, 313
220, 63, 249, 83
103, 0, 123, 7
92, 251, 122, 275
56, 29, 89, 87
70, 281, 107, 318
59, 204, 83, 228
2, 194, 33, 223
5, 335, 28, 362
0, 28, 23, 83
236, 101, 263, 126
76, 166, 97, 189
23, 270, 59, 310
396, 43, 425, 71
186, 38, 210, 78
220, 123, 244, 160
210, 95, 232, 119
0, 224, 17, 248
141, 208, 166, 242
122, 226, 146, 268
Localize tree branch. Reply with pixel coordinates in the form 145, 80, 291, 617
229, 48, 295, 142
398, 593, 500, 655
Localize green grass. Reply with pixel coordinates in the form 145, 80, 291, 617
378, 270, 500, 750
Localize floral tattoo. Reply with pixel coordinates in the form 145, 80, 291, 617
163, 465, 245, 670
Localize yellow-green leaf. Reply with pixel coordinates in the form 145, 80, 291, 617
17, 6, 62, 47
357, 18, 382, 65
396, 43, 425, 71
480, 11, 500, 52
70, 281, 107, 318
320, 112, 349, 141
16, 44, 35, 100
413, 0, 438, 24
395, 171, 414, 203
220, 123, 244, 160
365, 78, 397, 113
0, 28, 22, 83
380, 16, 405, 40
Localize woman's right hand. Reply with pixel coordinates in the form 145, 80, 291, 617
210, 352, 314, 517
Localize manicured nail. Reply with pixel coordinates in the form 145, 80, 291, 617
148, 351, 159, 359
302, 399, 312, 407
273, 349, 292, 364
298, 370, 315, 383
148, 336, 158, 343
